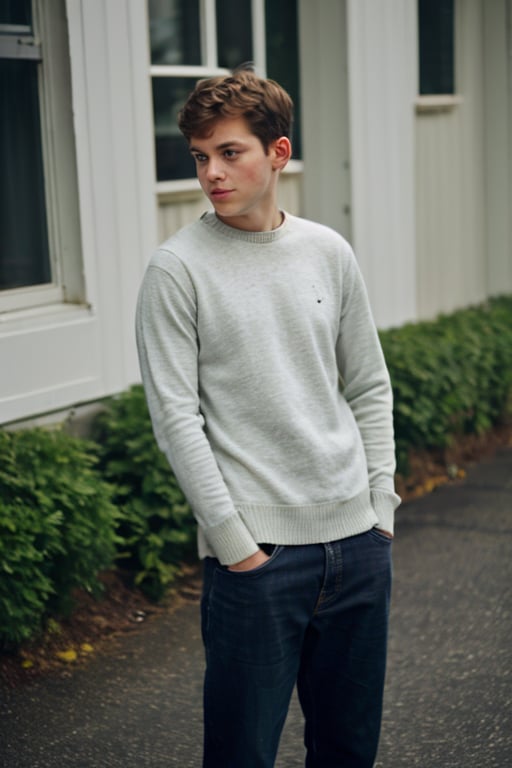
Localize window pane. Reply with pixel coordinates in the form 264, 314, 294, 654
216, 0, 253, 70
0, 0, 31, 26
149, 0, 201, 66
418, 0, 454, 94
0, 59, 51, 290
152, 77, 198, 180
265, 0, 301, 158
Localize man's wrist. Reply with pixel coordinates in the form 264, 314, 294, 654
228, 549, 270, 572
374, 527, 394, 539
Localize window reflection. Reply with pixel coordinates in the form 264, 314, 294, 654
152, 77, 198, 180
0, 0, 32, 26
0, 59, 51, 289
149, 0, 201, 66
216, 0, 253, 70
265, 0, 301, 158
418, 0, 454, 94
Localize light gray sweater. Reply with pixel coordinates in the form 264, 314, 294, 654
136, 212, 400, 564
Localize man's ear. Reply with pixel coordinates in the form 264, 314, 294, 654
271, 136, 292, 170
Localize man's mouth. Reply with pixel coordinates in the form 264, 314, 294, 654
211, 188, 234, 199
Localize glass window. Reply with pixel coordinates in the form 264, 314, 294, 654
0, 0, 32, 27
0, 9, 51, 291
0, 0, 83, 311
265, 0, 301, 158
418, 0, 454, 95
216, 0, 253, 70
152, 77, 198, 180
149, 0, 201, 66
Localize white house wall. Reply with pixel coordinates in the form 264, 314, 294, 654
2, 0, 511, 427
346, 0, 418, 329
416, 0, 487, 319
0, 305, 104, 423
66, 0, 158, 389
0, 0, 158, 426
415, 0, 512, 320
298, 0, 352, 241
483, 0, 512, 297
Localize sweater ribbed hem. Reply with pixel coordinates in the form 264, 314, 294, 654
197, 487, 382, 564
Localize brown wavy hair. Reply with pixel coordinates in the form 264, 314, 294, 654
178, 64, 294, 153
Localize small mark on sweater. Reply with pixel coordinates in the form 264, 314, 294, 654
312, 284, 323, 304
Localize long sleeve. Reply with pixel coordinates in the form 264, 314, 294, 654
135, 255, 260, 564
335, 246, 400, 533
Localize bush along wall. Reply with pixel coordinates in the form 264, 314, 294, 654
379, 296, 512, 474
0, 429, 118, 648
92, 385, 196, 602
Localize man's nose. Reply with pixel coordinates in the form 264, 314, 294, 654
206, 159, 225, 181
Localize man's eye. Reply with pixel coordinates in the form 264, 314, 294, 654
193, 154, 207, 163
224, 149, 238, 159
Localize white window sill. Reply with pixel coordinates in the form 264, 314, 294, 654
0, 301, 93, 334
415, 94, 463, 114
150, 65, 229, 78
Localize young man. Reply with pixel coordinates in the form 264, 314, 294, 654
136, 66, 400, 768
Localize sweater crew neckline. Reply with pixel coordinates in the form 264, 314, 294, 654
200, 211, 288, 244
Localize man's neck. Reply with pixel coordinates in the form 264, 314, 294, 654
215, 208, 283, 233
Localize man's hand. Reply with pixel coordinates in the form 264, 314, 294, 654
375, 528, 394, 539
228, 549, 271, 572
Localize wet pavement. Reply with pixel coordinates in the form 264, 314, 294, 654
1, 448, 511, 767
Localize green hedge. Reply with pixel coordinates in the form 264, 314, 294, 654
380, 296, 512, 472
93, 385, 196, 601
0, 429, 118, 648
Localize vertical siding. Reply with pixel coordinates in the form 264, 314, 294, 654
298, 0, 351, 240
346, 0, 417, 329
416, 0, 488, 319
277, 170, 303, 220
157, 192, 211, 244
67, 0, 158, 388
483, 0, 512, 296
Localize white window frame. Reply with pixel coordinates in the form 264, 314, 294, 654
0, 0, 83, 315
149, 0, 269, 195
415, 0, 462, 114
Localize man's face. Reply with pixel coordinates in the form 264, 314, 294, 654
189, 117, 282, 231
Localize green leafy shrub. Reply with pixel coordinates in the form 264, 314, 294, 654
0, 429, 118, 647
380, 296, 512, 472
93, 385, 196, 601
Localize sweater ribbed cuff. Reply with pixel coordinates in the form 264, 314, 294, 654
203, 514, 260, 565
370, 489, 401, 536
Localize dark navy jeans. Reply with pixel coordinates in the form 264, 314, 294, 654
201, 529, 392, 768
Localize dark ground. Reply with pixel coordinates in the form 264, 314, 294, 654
1, 432, 511, 767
